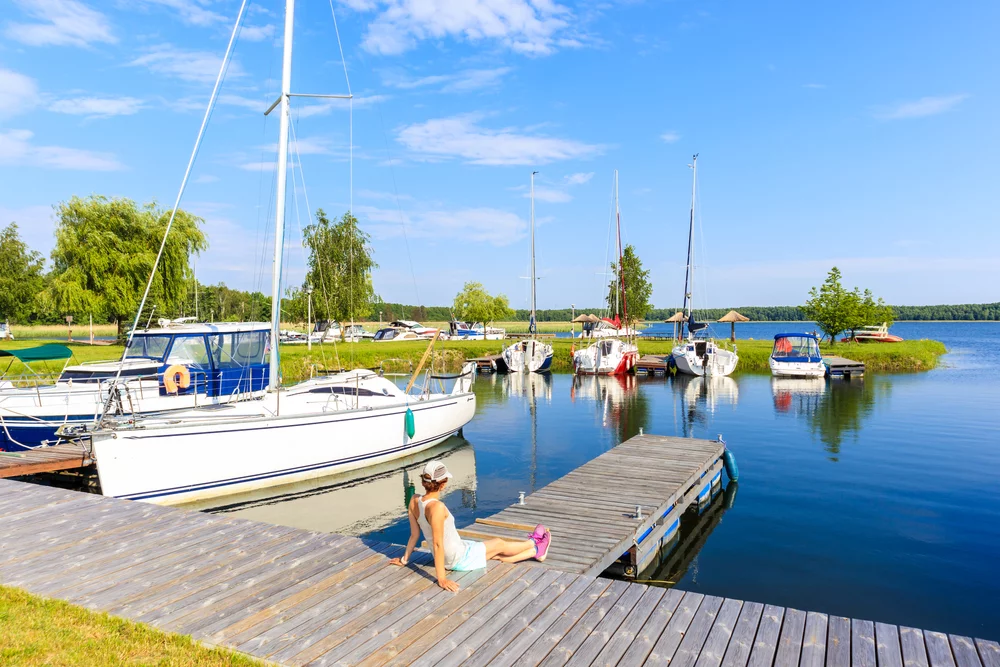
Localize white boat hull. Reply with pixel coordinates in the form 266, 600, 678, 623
672, 341, 738, 377
769, 359, 826, 378
92, 392, 476, 505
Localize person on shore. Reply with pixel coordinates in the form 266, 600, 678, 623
389, 460, 551, 592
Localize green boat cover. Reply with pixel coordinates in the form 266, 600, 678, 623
0, 344, 74, 363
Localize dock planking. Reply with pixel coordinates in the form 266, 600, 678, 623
460, 433, 726, 576
1, 480, 998, 667
0, 441, 93, 478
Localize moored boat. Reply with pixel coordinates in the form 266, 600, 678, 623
844, 322, 903, 343
769, 333, 825, 378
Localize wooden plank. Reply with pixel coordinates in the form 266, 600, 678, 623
530, 579, 630, 667
974, 640, 1000, 667
876, 623, 904, 667
720, 601, 763, 667
851, 620, 877, 667
800, 612, 829, 667
925, 632, 957, 667
746, 604, 784, 667
645, 591, 705, 666
587, 585, 665, 667
900, 628, 929, 667
561, 582, 648, 667
826, 616, 851, 667
670, 595, 725, 667
774, 608, 806, 667
693, 597, 744, 667
476, 518, 539, 532
950, 636, 984, 667
618, 587, 685, 666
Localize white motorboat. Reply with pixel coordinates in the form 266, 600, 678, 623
769, 333, 826, 378
66, 0, 477, 505
502, 171, 553, 373
445, 321, 505, 341
670, 155, 738, 377
573, 171, 638, 376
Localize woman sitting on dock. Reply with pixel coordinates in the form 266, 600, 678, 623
389, 460, 551, 592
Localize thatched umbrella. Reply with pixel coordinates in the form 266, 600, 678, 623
717, 310, 750, 342
571, 314, 592, 323
664, 311, 686, 341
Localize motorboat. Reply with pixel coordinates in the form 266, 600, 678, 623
670, 155, 738, 377
60, 0, 478, 505
341, 323, 374, 342
0, 323, 271, 452
844, 323, 903, 343
445, 321, 505, 341
769, 333, 825, 378
372, 328, 428, 342
389, 320, 438, 337
501, 171, 553, 373
573, 171, 638, 376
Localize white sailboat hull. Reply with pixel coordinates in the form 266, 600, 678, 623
672, 342, 739, 377
502, 340, 553, 373
92, 391, 476, 505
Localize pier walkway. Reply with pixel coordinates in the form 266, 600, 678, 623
459, 433, 725, 577
0, 441, 93, 478
4, 479, 997, 667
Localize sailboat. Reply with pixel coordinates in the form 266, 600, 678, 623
501, 171, 553, 374
671, 155, 738, 377
59, 0, 477, 505
573, 171, 639, 375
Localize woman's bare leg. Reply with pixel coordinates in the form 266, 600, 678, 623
483, 538, 536, 561
496, 546, 537, 563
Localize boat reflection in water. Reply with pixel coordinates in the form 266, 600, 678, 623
668, 374, 739, 437
632, 479, 739, 584
771, 377, 827, 416
188, 438, 477, 536
571, 373, 649, 443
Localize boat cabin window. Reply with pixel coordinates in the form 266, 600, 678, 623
210, 331, 269, 368
772, 336, 820, 358
125, 335, 171, 361
165, 335, 211, 368
374, 329, 396, 341
695, 342, 708, 357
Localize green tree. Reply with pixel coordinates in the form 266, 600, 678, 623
452, 282, 513, 324
802, 267, 894, 344
44, 196, 206, 335
606, 245, 653, 322
303, 210, 378, 326
0, 223, 45, 322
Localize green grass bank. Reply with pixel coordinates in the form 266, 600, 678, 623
0, 585, 261, 666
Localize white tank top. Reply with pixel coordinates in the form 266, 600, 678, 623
416, 496, 465, 568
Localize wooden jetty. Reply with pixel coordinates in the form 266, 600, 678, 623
459, 433, 725, 577
824, 356, 865, 379
2, 478, 998, 667
0, 441, 93, 478
471, 353, 504, 374
635, 355, 672, 376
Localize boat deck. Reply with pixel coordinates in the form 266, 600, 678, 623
0, 442, 93, 478
459, 433, 725, 577
2, 479, 998, 666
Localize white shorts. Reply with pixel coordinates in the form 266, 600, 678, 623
450, 540, 488, 571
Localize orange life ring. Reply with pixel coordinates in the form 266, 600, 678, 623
162, 364, 192, 393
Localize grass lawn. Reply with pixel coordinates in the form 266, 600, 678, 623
0, 585, 261, 666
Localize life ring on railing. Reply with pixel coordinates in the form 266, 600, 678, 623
162, 364, 191, 394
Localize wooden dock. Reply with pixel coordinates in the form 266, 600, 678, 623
0, 441, 93, 478
2, 478, 998, 667
824, 356, 865, 379
635, 355, 672, 376
471, 353, 504, 373
459, 434, 726, 577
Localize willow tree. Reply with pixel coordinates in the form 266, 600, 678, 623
44, 196, 207, 335
606, 245, 652, 323
0, 223, 45, 322
452, 282, 513, 324
303, 209, 377, 324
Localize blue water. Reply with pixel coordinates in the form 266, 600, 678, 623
360, 322, 1000, 639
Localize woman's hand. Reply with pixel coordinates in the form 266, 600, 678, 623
388, 557, 407, 567
437, 577, 460, 592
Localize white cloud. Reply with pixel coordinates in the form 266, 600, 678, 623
0, 129, 124, 170
132, 0, 226, 27
875, 94, 969, 120
293, 94, 388, 117
49, 96, 144, 117
526, 187, 571, 203
194, 174, 219, 184
385, 67, 512, 93
0, 68, 41, 118
347, 0, 575, 56
130, 44, 243, 84
357, 203, 526, 246
4, 0, 115, 47
258, 137, 336, 155
218, 93, 266, 111
240, 24, 275, 41
238, 160, 300, 172
564, 172, 593, 185
397, 114, 603, 165
660, 131, 680, 143
803, 83, 826, 89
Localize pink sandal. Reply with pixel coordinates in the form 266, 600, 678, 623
530, 525, 551, 562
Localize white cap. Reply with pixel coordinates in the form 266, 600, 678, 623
421, 460, 453, 482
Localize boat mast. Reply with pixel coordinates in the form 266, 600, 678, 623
530, 170, 538, 336
682, 154, 698, 329
615, 170, 628, 329
268, 0, 295, 389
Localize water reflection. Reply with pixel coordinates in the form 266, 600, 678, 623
571, 374, 650, 443
191, 439, 478, 535
770, 378, 879, 460
668, 374, 740, 437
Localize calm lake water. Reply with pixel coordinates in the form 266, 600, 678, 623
206, 321, 1000, 639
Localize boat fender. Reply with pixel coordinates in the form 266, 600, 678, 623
162, 364, 191, 394
722, 449, 739, 482
404, 407, 416, 438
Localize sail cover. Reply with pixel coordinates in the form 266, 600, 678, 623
687, 313, 708, 333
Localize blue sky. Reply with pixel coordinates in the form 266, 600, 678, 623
1, 0, 998, 312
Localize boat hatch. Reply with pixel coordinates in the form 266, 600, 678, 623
695, 341, 708, 357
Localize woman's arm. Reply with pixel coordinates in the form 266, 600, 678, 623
428, 503, 460, 592
389, 495, 421, 567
